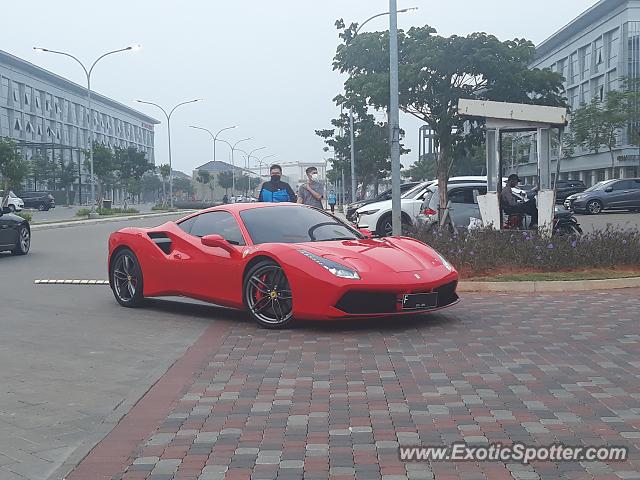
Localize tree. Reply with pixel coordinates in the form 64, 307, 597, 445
333, 22, 566, 224
31, 153, 50, 190
85, 144, 115, 204
141, 172, 162, 203
173, 177, 194, 200
115, 147, 154, 202
567, 87, 638, 177
196, 169, 211, 200
159, 164, 171, 205
317, 103, 409, 198
58, 158, 78, 206
0, 138, 30, 206
217, 171, 234, 196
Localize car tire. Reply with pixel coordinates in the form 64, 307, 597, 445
586, 200, 603, 215
376, 213, 411, 237
11, 226, 30, 255
110, 248, 145, 307
37, 202, 46, 211
8, 205, 15, 212
243, 259, 294, 329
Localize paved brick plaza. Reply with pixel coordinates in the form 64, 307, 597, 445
68, 289, 640, 480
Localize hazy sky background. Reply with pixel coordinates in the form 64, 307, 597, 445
3, 0, 597, 179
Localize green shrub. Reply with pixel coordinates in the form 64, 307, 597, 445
409, 225, 640, 276
17, 211, 32, 222
76, 207, 139, 217
151, 204, 168, 211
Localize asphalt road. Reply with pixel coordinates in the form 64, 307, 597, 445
575, 210, 640, 232
0, 215, 214, 480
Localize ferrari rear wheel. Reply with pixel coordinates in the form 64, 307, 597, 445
244, 260, 293, 329
110, 248, 144, 307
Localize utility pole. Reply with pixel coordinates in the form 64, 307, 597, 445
388, 0, 402, 236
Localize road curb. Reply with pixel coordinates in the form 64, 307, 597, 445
31, 210, 196, 231
458, 276, 640, 293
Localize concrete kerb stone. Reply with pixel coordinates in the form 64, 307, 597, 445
31, 210, 197, 231
458, 276, 640, 293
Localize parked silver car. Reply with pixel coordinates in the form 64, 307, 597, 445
416, 182, 487, 229
564, 178, 640, 214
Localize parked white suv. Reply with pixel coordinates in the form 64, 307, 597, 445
0, 191, 24, 212
355, 180, 436, 236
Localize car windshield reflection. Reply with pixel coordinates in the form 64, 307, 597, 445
240, 206, 361, 244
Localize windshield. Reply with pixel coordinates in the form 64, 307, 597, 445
240, 205, 361, 244
401, 182, 430, 199
584, 180, 614, 192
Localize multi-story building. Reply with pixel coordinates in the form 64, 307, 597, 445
0, 49, 159, 203
515, 0, 640, 186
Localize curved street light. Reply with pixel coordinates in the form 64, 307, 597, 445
34, 44, 141, 216
135, 98, 203, 208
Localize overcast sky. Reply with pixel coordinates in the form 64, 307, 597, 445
4, 0, 596, 178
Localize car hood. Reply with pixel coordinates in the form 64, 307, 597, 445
355, 197, 415, 213
297, 237, 443, 273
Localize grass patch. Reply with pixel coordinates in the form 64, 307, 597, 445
467, 269, 640, 282
16, 211, 33, 222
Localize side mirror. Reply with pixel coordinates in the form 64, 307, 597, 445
201, 234, 238, 256
605, 187, 613, 193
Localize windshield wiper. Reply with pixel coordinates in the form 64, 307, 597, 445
313, 237, 355, 242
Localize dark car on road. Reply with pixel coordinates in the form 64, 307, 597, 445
345, 182, 419, 222
17, 191, 56, 211
555, 179, 587, 202
0, 206, 30, 255
564, 178, 640, 214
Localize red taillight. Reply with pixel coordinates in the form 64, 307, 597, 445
423, 208, 437, 216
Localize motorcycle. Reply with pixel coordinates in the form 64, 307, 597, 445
504, 189, 583, 236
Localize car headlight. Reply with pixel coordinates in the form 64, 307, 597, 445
358, 209, 379, 216
433, 250, 453, 272
299, 250, 360, 279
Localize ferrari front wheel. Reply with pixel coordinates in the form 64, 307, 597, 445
244, 260, 293, 329
110, 248, 145, 307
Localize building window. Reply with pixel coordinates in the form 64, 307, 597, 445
54, 102, 60, 114
46, 99, 51, 111
13, 89, 19, 103
24, 93, 30, 106
599, 85, 604, 101
35, 95, 41, 109
46, 126, 52, 137
26, 122, 33, 134
37, 125, 42, 136
14, 119, 22, 131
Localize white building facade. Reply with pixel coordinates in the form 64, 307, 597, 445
516, 0, 640, 186
0, 50, 159, 203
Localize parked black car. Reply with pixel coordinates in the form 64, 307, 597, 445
554, 179, 587, 202
0, 207, 30, 255
345, 182, 420, 221
17, 191, 56, 211
564, 178, 640, 214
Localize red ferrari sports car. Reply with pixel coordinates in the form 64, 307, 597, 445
108, 203, 459, 328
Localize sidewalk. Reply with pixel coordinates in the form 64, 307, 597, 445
58, 290, 640, 480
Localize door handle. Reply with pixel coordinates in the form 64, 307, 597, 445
173, 253, 182, 259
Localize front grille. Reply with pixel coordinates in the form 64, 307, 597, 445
336, 291, 397, 314
434, 280, 459, 307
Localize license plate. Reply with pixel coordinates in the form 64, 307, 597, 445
402, 293, 438, 310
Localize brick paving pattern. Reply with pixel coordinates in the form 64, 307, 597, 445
72, 289, 640, 480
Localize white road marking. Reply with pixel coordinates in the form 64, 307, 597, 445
34, 279, 109, 285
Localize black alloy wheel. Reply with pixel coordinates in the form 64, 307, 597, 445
110, 249, 145, 307
244, 260, 293, 328
11, 226, 30, 255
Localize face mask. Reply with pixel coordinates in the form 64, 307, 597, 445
271, 174, 281, 182
310, 173, 318, 180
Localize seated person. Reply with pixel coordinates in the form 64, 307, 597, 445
500, 174, 538, 228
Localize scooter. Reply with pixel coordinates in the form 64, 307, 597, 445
504, 190, 583, 236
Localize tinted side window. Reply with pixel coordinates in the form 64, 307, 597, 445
449, 188, 476, 204
190, 212, 245, 245
613, 180, 633, 190
177, 216, 197, 234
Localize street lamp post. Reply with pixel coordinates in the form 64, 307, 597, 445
213, 125, 236, 163
257, 153, 276, 179
389, 0, 402, 235
135, 98, 203, 209
346, 7, 417, 206
34, 45, 141, 217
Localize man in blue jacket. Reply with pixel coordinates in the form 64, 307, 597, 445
258, 164, 297, 203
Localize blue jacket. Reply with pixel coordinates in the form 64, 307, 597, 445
258, 180, 297, 203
